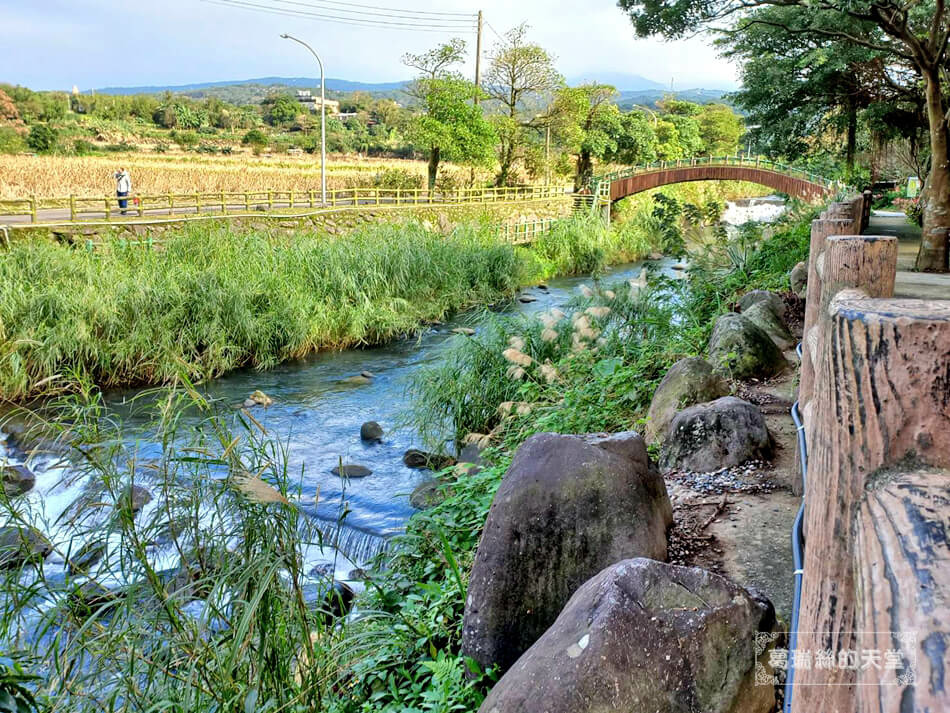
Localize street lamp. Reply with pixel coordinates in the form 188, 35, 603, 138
281, 33, 326, 205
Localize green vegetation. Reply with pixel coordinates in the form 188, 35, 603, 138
0, 204, 703, 401
0, 203, 818, 713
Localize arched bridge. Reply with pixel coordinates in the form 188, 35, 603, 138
586, 157, 840, 212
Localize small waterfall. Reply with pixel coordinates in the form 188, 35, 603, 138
309, 518, 392, 564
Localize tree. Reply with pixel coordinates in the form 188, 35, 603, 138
263, 94, 300, 126
403, 38, 467, 85
409, 78, 497, 189
606, 109, 658, 164
716, 7, 921, 178
697, 103, 745, 155
242, 128, 268, 155
26, 124, 57, 153
483, 24, 562, 185
618, 0, 950, 271
667, 114, 704, 156
550, 84, 622, 190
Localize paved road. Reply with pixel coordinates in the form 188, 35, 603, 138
868, 211, 950, 299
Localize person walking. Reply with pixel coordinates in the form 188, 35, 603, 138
114, 168, 131, 215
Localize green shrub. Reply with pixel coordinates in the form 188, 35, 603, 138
26, 124, 57, 153
0, 126, 27, 154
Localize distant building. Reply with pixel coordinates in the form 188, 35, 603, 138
295, 90, 341, 116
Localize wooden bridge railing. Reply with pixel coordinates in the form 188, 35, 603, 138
0, 184, 573, 225
791, 195, 950, 713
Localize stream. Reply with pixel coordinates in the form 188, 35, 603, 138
0, 196, 787, 630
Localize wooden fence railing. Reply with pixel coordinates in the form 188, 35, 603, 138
0, 185, 572, 224
790, 194, 950, 713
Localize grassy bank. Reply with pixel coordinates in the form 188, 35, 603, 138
0, 214, 645, 401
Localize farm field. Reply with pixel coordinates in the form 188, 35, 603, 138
0, 152, 494, 199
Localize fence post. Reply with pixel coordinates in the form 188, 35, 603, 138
221, 191, 227, 215
289, 190, 295, 209
105, 197, 111, 221
267, 191, 273, 210
30, 196, 37, 224
244, 192, 250, 212
195, 192, 201, 215
169, 193, 174, 214
308, 190, 314, 208
138, 196, 144, 217
69, 195, 76, 222
376, 189, 380, 206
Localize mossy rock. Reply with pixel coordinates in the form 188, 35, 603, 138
742, 301, 794, 350
708, 313, 787, 380
1, 464, 35, 497
645, 357, 730, 443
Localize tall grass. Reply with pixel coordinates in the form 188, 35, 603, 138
0, 385, 350, 712
0, 215, 665, 402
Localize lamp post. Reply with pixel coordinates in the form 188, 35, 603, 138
281, 33, 326, 205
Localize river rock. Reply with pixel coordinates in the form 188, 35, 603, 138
340, 375, 372, 386
645, 357, 729, 443
359, 371, 375, 379
331, 464, 372, 478
0, 526, 52, 569
738, 289, 786, 319
118, 485, 152, 515
461, 431, 672, 675
409, 479, 448, 509
661, 396, 773, 472
67, 539, 107, 575
359, 421, 384, 442
67, 580, 123, 618
518, 294, 537, 303
403, 449, 455, 470
452, 327, 476, 336
1, 464, 35, 497
479, 558, 777, 713
790, 261, 807, 296
742, 301, 795, 350
245, 390, 273, 407
707, 313, 787, 380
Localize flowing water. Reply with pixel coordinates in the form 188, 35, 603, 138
0, 197, 786, 619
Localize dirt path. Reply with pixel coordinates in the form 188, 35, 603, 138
665, 350, 802, 623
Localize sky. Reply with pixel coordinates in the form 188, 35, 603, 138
1, 0, 739, 91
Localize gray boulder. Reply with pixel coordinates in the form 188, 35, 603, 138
790, 261, 807, 296
738, 289, 786, 319
708, 313, 787, 380
1, 464, 35, 497
0, 526, 52, 569
742, 301, 795, 350
67, 539, 107, 575
645, 357, 729, 443
331, 464, 372, 478
118, 485, 152, 515
479, 558, 777, 713
409, 479, 449, 509
403, 449, 455, 470
462, 431, 672, 675
661, 396, 773, 472
359, 421, 384, 442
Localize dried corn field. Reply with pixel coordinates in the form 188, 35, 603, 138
0, 153, 488, 199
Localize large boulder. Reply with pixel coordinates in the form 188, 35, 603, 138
645, 357, 730, 443
708, 313, 787, 380
661, 396, 773, 472
462, 431, 672, 674
1, 464, 35, 497
359, 421, 384, 442
742, 301, 795, 350
479, 558, 777, 713
118, 485, 152, 515
738, 289, 786, 319
0, 526, 52, 569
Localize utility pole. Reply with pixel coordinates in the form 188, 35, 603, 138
281, 33, 327, 205
474, 10, 483, 102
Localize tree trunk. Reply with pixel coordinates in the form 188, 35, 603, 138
575, 150, 593, 192
496, 139, 514, 187
845, 98, 857, 182
916, 68, 950, 272
427, 146, 440, 192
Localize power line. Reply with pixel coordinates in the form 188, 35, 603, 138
483, 20, 505, 42
264, 0, 473, 18
256, 0, 475, 23
200, 0, 477, 32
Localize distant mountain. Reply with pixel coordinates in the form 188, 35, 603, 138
617, 87, 730, 108
92, 76, 410, 96
566, 72, 666, 91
